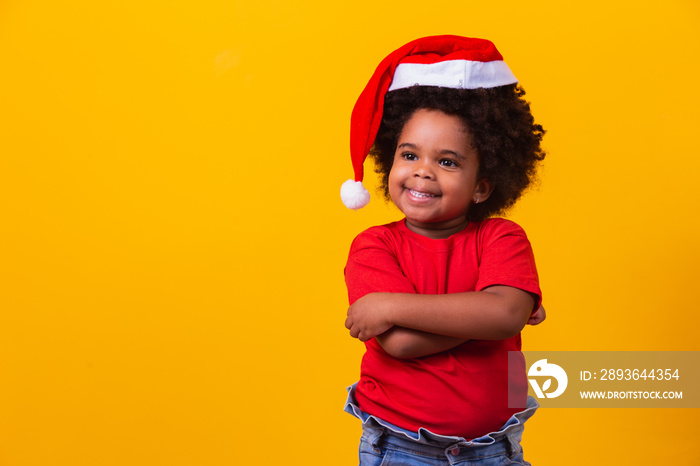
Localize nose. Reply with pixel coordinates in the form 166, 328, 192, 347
413, 160, 434, 179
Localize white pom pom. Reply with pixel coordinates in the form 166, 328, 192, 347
340, 179, 370, 210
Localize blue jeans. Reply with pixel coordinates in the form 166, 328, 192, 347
345, 384, 538, 465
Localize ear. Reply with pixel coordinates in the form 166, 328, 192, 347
473, 179, 494, 204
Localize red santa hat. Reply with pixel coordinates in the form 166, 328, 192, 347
341, 35, 518, 210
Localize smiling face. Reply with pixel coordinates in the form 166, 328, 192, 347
388, 109, 493, 239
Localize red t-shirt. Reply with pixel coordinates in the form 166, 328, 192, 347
345, 218, 541, 439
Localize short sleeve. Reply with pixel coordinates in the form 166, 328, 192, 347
475, 219, 542, 309
344, 227, 416, 305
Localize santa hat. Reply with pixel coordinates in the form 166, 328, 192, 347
341, 35, 518, 210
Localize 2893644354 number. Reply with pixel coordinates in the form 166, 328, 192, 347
600, 368, 679, 381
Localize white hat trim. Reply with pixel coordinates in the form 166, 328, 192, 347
388, 60, 517, 91
340, 179, 370, 210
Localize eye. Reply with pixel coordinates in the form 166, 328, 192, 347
439, 158, 459, 168
400, 152, 418, 161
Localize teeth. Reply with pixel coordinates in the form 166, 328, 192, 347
409, 189, 435, 198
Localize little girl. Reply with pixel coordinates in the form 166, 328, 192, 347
341, 36, 546, 465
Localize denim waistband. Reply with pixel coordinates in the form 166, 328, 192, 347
361, 423, 521, 463
344, 382, 539, 447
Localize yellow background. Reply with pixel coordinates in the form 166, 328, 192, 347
1, 0, 698, 464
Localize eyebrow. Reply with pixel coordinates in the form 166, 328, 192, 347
397, 142, 466, 160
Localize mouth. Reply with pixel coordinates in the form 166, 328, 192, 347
407, 188, 438, 198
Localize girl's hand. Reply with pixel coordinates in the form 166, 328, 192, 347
527, 305, 546, 325
345, 293, 394, 342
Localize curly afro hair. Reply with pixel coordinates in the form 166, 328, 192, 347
370, 84, 546, 222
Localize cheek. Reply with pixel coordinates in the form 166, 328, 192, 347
387, 172, 398, 194
387, 163, 398, 184
445, 176, 474, 200
387, 167, 404, 198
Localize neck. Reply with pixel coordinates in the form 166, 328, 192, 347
404, 217, 469, 239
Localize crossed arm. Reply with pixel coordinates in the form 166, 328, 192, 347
345, 286, 545, 359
